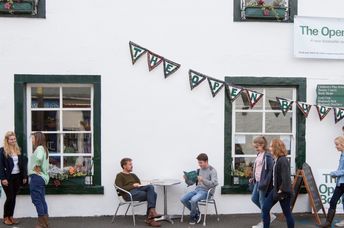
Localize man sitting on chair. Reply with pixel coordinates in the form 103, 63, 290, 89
115, 158, 161, 227
180, 153, 218, 225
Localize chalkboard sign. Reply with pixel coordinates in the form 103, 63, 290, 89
291, 163, 326, 225
302, 163, 323, 212
317, 84, 344, 107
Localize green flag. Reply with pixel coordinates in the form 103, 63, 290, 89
129, 41, 147, 65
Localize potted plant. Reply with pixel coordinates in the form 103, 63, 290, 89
48, 164, 87, 187
0, 0, 37, 15
243, 0, 287, 21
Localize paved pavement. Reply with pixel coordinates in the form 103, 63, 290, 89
0, 213, 339, 228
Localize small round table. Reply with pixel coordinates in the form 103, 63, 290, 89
151, 179, 181, 224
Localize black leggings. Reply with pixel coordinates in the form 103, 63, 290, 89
330, 184, 344, 210
2, 174, 21, 218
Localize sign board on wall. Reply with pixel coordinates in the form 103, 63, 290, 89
294, 16, 344, 60
314, 169, 344, 213
317, 84, 344, 107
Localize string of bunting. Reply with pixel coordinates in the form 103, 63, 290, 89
129, 41, 344, 124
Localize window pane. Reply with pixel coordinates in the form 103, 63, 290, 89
234, 135, 258, 155
266, 88, 293, 110
31, 87, 59, 108
63, 111, 91, 131
49, 156, 61, 167
46, 134, 61, 153
235, 88, 263, 110
235, 112, 263, 132
63, 87, 91, 108
266, 112, 292, 133
64, 133, 92, 154
32, 111, 59, 131
63, 156, 92, 174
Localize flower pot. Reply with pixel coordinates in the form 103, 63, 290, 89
0, 0, 35, 14
64, 176, 86, 185
244, 6, 286, 20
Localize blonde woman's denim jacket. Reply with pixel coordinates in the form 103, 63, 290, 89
330, 152, 344, 186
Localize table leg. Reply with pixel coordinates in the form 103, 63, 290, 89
154, 186, 180, 224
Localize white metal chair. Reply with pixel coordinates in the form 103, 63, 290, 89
112, 185, 147, 226
180, 187, 220, 226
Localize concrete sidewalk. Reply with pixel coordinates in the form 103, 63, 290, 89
1, 213, 338, 228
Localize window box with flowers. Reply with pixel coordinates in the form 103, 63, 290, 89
244, 0, 287, 21
234, 0, 296, 22
48, 159, 93, 188
0, 0, 37, 15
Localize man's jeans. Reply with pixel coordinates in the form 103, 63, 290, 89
251, 182, 266, 215
180, 188, 208, 221
129, 185, 157, 214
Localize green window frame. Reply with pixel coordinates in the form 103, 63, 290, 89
15, 74, 103, 194
0, 0, 45, 18
234, 0, 297, 22
221, 77, 306, 194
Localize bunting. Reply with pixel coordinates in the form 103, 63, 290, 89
207, 77, 225, 97
163, 59, 181, 78
316, 105, 332, 121
296, 101, 312, 118
334, 108, 344, 124
226, 84, 243, 102
129, 41, 147, 65
245, 89, 264, 109
276, 97, 294, 116
147, 51, 163, 71
129, 41, 344, 124
189, 70, 207, 90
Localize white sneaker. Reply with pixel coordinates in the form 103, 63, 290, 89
252, 221, 263, 228
270, 213, 276, 223
336, 219, 344, 227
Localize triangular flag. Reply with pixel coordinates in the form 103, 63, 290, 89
163, 59, 180, 78
129, 41, 147, 65
207, 77, 225, 97
268, 100, 281, 118
334, 108, 344, 124
225, 84, 243, 102
189, 70, 207, 90
147, 51, 163, 71
245, 89, 264, 109
316, 105, 332, 121
276, 97, 294, 116
296, 101, 312, 118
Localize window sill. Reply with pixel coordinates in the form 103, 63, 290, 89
18, 185, 104, 195
221, 185, 251, 194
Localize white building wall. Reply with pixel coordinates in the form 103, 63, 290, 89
0, 0, 343, 217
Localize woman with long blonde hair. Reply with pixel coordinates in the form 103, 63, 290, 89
261, 138, 294, 228
0, 131, 27, 225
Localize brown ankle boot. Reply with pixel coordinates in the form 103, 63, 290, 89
37, 216, 47, 228
43, 215, 49, 228
9, 216, 19, 225
3, 217, 13, 225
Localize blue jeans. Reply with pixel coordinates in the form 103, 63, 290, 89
29, 174, 48, 216
262, 190, 294, 228
180, 188, 208, 221
251, 182, 267, 214
129, 185, 157, 214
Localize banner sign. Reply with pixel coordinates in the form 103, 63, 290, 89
294, 16, 344, 60
314, 169, 344, 213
